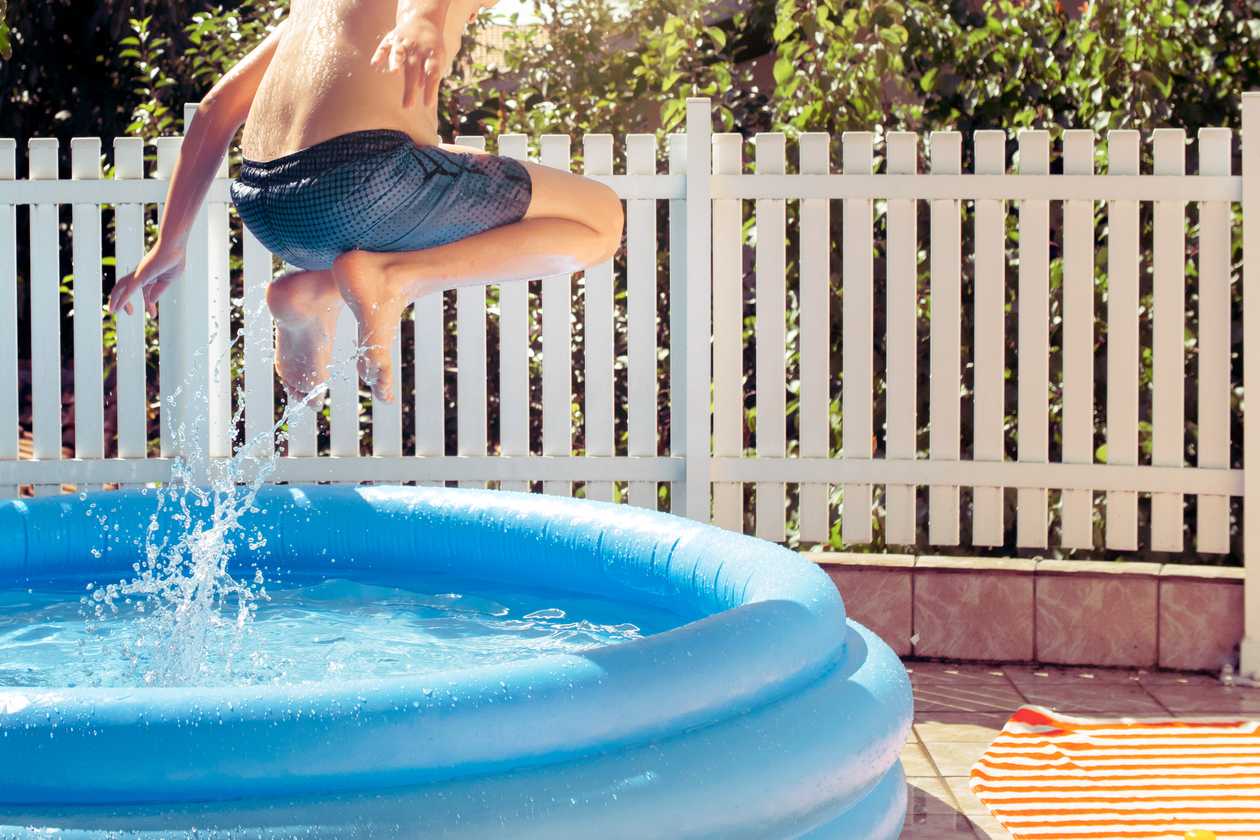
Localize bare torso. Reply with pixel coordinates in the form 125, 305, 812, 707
240, 0, 478, 161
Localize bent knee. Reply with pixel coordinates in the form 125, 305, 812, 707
593, 186, 624, 259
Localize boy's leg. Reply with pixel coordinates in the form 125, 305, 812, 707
266, 267, 342, 400
332, 158, 624, 403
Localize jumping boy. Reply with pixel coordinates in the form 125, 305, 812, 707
107, 0, 625, 404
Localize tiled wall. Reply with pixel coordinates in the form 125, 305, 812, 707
814, 553, 1244, 673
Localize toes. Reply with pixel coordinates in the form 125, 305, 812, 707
357, 345, 395, 403
375, 366, 394, 403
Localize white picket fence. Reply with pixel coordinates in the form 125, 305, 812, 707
1, 95, 1258, 674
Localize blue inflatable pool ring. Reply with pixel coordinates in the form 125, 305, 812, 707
0, 484, 913, 838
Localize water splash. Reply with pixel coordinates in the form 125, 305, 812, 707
82, 294, 368, 687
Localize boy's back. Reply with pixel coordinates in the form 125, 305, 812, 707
241, 0, 477, 160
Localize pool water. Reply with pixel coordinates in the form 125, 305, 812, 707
0, 574, 687, 689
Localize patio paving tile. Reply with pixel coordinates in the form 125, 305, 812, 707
918, 740, 992, 777
912, 681, 1027, 713
943, 777, 988, 816
901, 812, 980, 838
967, 814, 1016, 839
907, 776, 961, 815
1136, 669, 1224, 686
1168, 711, 1260, 721
1015, 680, 1168, 714
906, 662, 1013, 684
913, 712, 1008, 743
1002, 665, 1144, 688
1143, 681, 1260, 713
902, 740, 937, 776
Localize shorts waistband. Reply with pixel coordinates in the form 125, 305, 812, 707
237, 129, 413, 184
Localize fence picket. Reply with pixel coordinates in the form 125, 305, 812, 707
29, 138, 61, 496
281, 260, 319, 460
241, 221, 275, 459
885, 132, 918, 545
113, 139, 148, 475
1151, 129, 1187, 552
712, 133, 743, 532
154, 138, 182, 461
0, 139, 15, 499
328, 304, 359, 458
541, 134, 572, 496
682, 98, 713, 522
1061, 130, 1096, 549
1105, 131, 1140, 550
498, 133, 531, 493
1240, 92, 1260, 680
626, 134, 657, 509
667, 133, 688, 515
797, 132, 830, 542
413, 288, 444, 483
1016, 130, 1050, 548
177, 104, 224, 471
928, 132, 962, 545
206, 136, 232, 461
582, 134, 615, 501
70, 139, 104, 485
455, 135, 488, 489
1197, 127, 1232, 553
755, 133, 786, 541
369, 319, 403, 460
972, 130, 1006, 546
842, 132, 875, 544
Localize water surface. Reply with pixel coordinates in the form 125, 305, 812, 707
0, 573, 685, 688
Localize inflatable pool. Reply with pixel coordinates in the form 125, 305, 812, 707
0, 484, 912, 838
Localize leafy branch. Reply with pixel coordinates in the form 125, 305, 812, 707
0, 0, 11, 60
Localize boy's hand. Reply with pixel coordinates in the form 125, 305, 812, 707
108, 241, 187, 318
371, 15, 448, 110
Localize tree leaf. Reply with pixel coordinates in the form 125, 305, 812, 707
773, 54, 795, 86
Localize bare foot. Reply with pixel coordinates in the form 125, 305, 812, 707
330, 249, 411, 403
265, 269, 342, 403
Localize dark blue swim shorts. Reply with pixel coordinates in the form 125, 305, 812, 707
229, 128, 533, 272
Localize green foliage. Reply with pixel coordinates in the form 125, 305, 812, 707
0, 0, 10, 61
121, 16, 178, 141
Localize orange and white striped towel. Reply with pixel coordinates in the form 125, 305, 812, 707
969, 705, 1260, 839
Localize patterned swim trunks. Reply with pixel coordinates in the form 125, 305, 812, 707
229, 128, 533, 272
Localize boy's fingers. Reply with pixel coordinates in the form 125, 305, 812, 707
142, 272, 176, 316
423, 54, 439, 107
109, 272, 136, 314
402, 52, 420, 108
390, 39, 412, 73
371, 36, 390, 67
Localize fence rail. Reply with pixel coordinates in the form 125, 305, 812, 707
1, 95, 1258, 676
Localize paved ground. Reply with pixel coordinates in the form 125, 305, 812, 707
900, 661, 1260, 839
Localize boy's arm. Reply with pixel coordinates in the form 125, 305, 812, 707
374, 0, 454, 109
109, 18, 289, 316
153, 18, 289, 252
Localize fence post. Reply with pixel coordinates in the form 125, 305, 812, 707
182, 103, 231, 465
1243, 91, 1260, 681
683, 98, 713, 522
153, 112, 211, 480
